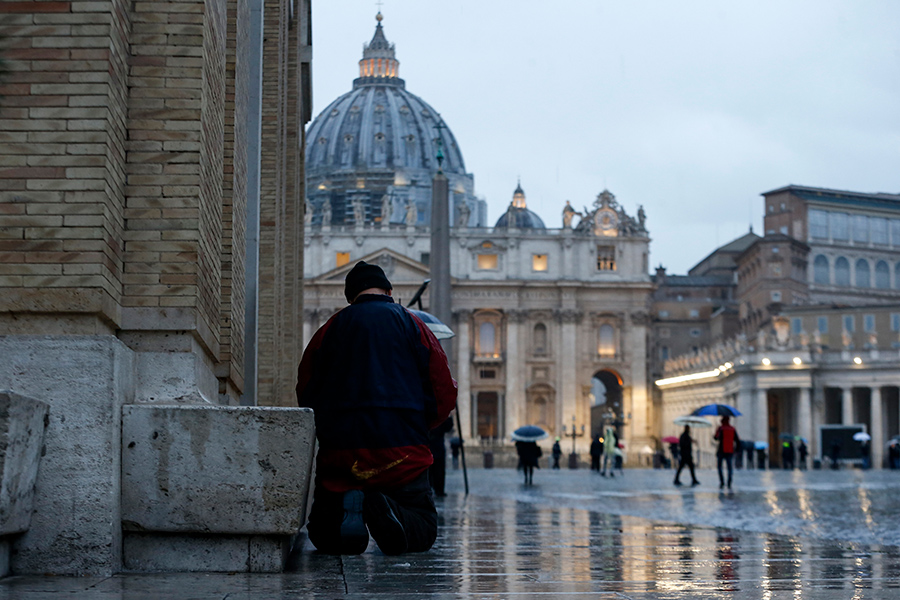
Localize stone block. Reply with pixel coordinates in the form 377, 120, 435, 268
0, 391, 49, 537
121, 405, 315, 535
0, 336, 134, 576
123, 533, 288, 573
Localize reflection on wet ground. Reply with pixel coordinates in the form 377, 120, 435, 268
2, 469, 899, 599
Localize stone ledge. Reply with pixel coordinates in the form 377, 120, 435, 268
123, 533, 290, 573
121, 405, 315, 537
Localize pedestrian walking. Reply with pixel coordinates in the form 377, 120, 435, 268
297, 261, 458, 555
714, 416, 740, 489
830, 440, 841, 470
668, 441, 681, 470
673, 425, 699, 486
798, 439, 808, 470
781, 440, 795, 470
516, 441, 542, 485
450, 437, 462, 470
888, 441, 900, 470
600, 426, 617, 477
429, 417, 454, 497
860, 440, 871, 469
589, 436, 603, 472
551, 438, 562, 469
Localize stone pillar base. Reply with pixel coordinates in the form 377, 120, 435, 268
123, 533, 291, 573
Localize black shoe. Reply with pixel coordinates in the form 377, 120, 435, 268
674, 481, 682, 486
691, 481, 700, 486
340, 490, 369, 555
363, 492, 408, 556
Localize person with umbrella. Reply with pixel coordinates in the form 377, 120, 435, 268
512, 425, 546, 485
714, 416, 740, 489
673, 425, 700, 486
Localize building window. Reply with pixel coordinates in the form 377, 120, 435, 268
477, 254, 498, 270
871, 217, 888, 245
817, 316, 828, 334
831, 212, 849, 241
597, 324, 616, 357
852, 215, 868, 244
843, 315, 855, 333
689, 309, 699, 318
336, 252, 350, 267
690, 328, 702, 338
479, 368, 496, 379
420, 252, 430, 267
477, 322, 497, 357
780, 226, 788, 235
771, 291, 782, 302
791, 317, 802, 334
855, 259, 870, 288
532, 254, 548, 272
813, 255, 829, 284
875, 260, 890, 289
596, 246, 616, 271
895, 262, 900, 290
660, 346, 669, 360
809, 209, 829, 239
659, 310, 669, 318
772, 263, 782, 276
835, 257, 850, 286
864, 314, 875, 332
892, 220, 900, 247
891, 313, 900, 332
533, 323, 547, 355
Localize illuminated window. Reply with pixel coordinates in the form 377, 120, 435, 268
477, 254, 498, 270
478, 322, 496, 356
598, 324, 615, 357
597, 246, 616, 271
336, 252, 350, 268
532, 254, 548, 272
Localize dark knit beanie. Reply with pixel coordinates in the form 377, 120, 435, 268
344, 261, 392, 303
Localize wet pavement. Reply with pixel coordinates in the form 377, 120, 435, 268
2, 467, 899, 599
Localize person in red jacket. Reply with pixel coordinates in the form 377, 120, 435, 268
714, 416, 740, 490
297, 261, 457, 555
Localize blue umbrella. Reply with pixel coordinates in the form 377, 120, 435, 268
691, 403, 742, 417
511, 425, 548, 442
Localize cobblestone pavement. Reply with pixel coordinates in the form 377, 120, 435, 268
2, 467, 899, 599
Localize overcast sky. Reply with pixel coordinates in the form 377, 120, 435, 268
310, 1, 900, 274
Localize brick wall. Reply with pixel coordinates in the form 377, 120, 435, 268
255, 0, 308, 406
122, 0, 226, 357
0, 0, 131, 329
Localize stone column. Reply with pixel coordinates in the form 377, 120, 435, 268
735, 386, 754, 441
504, 311, 524, 440
842, 387, 854, 425
811, 386, 825, 458
754, 388, 768, 445
557, 310, 580, 440
454, 310, 472, 439
798, 387, 812, 459
871, 386, 883, 469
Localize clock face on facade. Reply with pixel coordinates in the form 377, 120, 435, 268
594, 208, 618, 236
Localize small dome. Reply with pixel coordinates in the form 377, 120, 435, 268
494, 182, 545, 229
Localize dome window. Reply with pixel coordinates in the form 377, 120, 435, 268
350, 105, 360, 113
344, 134, 354, 142
374, 104, 385, 113
317, 137, 327, 145
405, 134, 415, 142
330, 109, 339, 117
399, 105, 410, 114
374, 132, 385, 141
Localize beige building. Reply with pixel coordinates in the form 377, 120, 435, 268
657, 185, 900, 468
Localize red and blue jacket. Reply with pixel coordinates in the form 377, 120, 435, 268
296, 294, 458, 493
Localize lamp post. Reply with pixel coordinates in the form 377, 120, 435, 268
561, 415, 585, 469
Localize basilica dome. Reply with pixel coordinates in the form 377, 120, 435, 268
305, 14, 484, 228
494, 182, 546, 229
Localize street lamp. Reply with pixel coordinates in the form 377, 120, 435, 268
561, 415, 585, 469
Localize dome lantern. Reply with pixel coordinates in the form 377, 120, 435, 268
356, 13, 402, 87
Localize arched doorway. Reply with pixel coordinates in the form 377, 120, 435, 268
589, 370, 623, 439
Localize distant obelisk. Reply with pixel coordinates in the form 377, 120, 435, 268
430, 121, 452, 353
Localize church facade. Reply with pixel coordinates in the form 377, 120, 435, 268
302, 16, 655, 457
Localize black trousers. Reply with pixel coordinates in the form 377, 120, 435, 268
306, 472, 437, 554
674, 458, 697, 483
